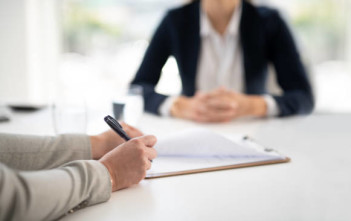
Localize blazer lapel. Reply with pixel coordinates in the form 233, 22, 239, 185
240, 0, 266, 94
179, 0, 200, 96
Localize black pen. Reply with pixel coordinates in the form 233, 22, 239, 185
104, 115, 153, 162
104, 115, 131, 141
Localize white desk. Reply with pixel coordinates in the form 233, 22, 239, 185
1, 110, 351, 221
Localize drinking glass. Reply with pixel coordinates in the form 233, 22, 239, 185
123, 85, 144, 126
112, 96, 126, 121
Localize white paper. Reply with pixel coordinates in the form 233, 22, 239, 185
155, 128, 281, 158
148, 128, 286, 176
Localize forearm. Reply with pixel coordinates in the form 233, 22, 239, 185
269, 11, 314, 116
131, 83, 169, 115
0, 161, 111, 221
131, 14, 172, 115
0, 133, 92, 170
273, 90, 314, 116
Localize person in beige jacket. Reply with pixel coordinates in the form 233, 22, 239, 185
0, 124, 157, 221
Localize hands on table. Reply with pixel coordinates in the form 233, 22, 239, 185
171, 87, 267, 123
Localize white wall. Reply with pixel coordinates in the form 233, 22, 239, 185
0, 0, 60, 105
0, 0, 28, 103
347, 0, 351, 71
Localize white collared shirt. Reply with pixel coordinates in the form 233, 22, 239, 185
159, 3, 279, 117
197, 2, 243, 92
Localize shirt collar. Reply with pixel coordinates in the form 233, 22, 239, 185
200, 2, 242, 37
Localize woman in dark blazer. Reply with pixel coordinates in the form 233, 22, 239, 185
131, 0, 314, 122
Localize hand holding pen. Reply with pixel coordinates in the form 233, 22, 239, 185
98, 115, 157, 191
104, 115, 154, 162
90, 121, 142, 159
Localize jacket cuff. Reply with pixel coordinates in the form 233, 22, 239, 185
158, 96, 177, 117
84, 160, 111, 206
263, 95, 280, 117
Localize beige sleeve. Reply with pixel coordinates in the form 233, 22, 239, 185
0, 160, 111, 221
0, 133, 92, 170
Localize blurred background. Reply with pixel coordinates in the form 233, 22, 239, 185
0, 0, 350, 114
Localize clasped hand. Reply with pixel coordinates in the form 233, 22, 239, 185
171, 87, 267, 122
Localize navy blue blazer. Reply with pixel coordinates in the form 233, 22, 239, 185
131, 0, 314, 117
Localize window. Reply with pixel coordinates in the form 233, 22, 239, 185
60, 0, 183, 110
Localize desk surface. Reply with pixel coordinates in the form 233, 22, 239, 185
1, 110, 351, 221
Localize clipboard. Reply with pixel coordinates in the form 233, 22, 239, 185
146, 129, 290, 179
